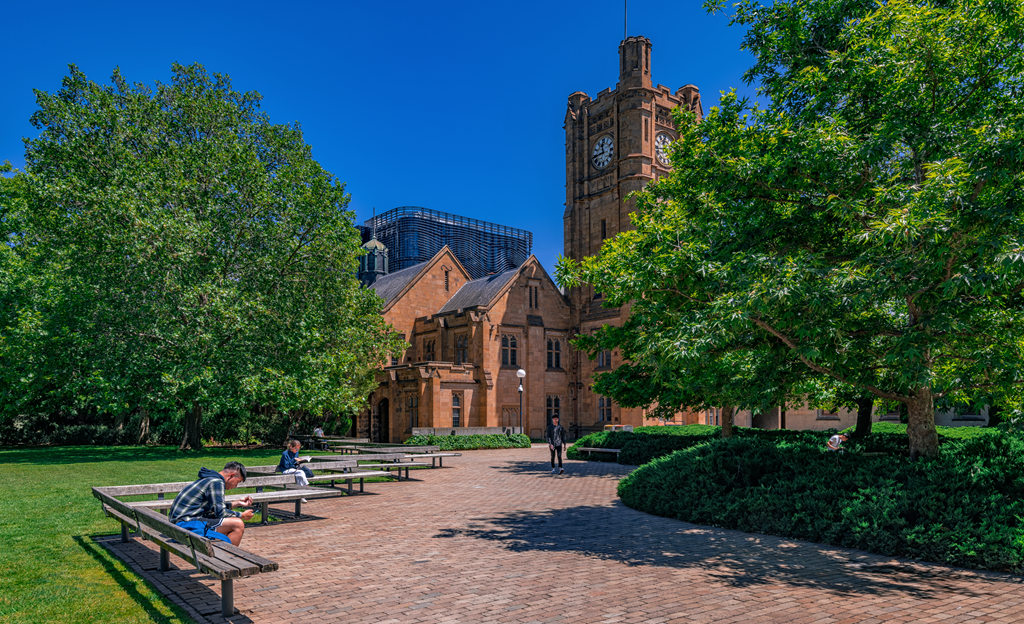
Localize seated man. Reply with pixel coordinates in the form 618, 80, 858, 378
169, 461, 254, 546
313, 425, 326, 450
277, 439, 314, 486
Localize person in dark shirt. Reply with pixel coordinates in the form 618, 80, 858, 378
546, 415, 567, 475
169, 462, 254, 545
276, 439, 314, 486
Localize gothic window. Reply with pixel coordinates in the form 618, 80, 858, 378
455, 334, 468, 365
598, 396, 612, 422
596, 350, 612, 369
452, 392, 462, 427
547, 339, 562, 369
501, 335, 518, 367
546, 395, 561, 422
423, 339, 435, 361
444, 269, 450, 291
601, 219, 607, 241
501, 406, 519, 428
407, 395, 419, 429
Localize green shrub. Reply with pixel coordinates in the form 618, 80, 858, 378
403, 433, 531, 450
618, 432, 1024, 573
571, 422, 1001, 465
569, 424, 822, 465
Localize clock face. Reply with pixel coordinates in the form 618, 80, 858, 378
655, 132, 673, 165
591, 135, 614, 169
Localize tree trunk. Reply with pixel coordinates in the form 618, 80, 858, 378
136, 410, 150, 444
851, 396, 874, 440
721, 406, 735, 438
179, 403, 204, 450
906, 389, 939, 459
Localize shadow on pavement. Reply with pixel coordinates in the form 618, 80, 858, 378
491, 459, 633, 479
435, 502, 1015, 599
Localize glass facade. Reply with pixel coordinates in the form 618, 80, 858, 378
362, 206, 533, 279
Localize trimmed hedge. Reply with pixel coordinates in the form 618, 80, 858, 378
404, 433, 531, 450
568, 423, 998, 465
617, 432, 1024, 573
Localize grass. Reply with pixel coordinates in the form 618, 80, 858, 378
0, 445, 295, 623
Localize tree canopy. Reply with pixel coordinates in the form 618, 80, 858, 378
0, 64, 404, 448
558, 0, 1024, 457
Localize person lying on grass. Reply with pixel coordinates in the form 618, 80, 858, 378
169, 461, 254, 546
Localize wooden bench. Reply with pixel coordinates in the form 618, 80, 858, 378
244, 463, 393, 493
93, 486, 276, 617
311, 454, 432, 479
404, 452, 461, 467
353, 445, 440, 454
349, 447, 460, 467
575, 447, 623, 462
97, 475, 344, 524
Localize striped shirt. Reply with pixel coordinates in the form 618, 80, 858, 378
169, 468, 240, 524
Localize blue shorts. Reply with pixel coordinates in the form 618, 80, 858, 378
175, 519, 233, 544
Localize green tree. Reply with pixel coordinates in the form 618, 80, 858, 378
558, 0, 1024, 458
1, 64, 405, 448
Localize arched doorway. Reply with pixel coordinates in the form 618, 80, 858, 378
374, 398, 390, 443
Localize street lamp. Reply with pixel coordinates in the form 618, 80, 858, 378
516, 368, 526, 435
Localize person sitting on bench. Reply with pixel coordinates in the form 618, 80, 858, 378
169, 461, 254, 546
277, 439, 314, 486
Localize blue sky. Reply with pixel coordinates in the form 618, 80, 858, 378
0, 1, 759, 272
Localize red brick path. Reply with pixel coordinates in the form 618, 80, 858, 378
101, 445, 1024, 623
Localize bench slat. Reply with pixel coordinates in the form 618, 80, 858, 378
96, 474, 303, 498
128, 488, 340, 509
93, 488, 216, 557
101, 503, 278, 578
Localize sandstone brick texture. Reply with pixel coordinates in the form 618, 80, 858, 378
101, 446, 1024, 624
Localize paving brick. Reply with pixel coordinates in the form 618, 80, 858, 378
98, 446, 1024, 623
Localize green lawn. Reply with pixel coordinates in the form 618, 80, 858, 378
0, 446, 291, 623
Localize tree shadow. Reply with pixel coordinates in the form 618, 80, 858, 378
435, 502, 1019, 598
0, 446, 281, 466
89, 534, 256, 623
491, 459, 634, 480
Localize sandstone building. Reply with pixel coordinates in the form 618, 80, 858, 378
561, 36, 703, 432
357, 244, 571, 441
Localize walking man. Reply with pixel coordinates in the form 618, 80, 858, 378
546, 415, 567, 474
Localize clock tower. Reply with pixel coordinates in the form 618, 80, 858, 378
563, 36, 703, 431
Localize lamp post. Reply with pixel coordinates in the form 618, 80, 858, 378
516, 368, 526, 435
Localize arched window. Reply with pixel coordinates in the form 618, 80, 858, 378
547, 339, 562, 369
452, 392, 462, 427
546, 395, 561, 423
455, 335, 468, 365
501, 334, 517, 367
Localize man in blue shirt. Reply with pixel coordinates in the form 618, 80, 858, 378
169, 461, 254, 546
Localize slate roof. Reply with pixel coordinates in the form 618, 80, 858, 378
370, 261, 429, 305
438, 267, 520, 314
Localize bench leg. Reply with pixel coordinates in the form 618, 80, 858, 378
121, 524, 129, 543
159, 548, 170, 572
221, 579, 234, 617
295, 499, 302, 517
347, 479, 353, 494
359, 478, 364, 493
261, 502, 269, 525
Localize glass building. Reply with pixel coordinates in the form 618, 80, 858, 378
361, 206, 533, 280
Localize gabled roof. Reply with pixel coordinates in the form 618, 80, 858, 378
370, 261, 429, 306
438, 267, 520, 314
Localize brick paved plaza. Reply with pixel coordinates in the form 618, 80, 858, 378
101, 445, 1024, 623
